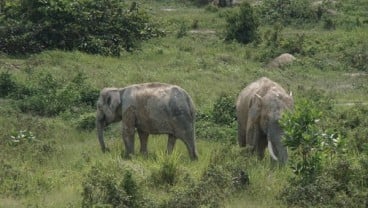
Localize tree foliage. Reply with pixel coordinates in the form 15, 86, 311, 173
0, 0, 164, 56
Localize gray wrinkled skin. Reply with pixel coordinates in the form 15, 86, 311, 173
96, 83, 198, 160
236, 77, 293, 164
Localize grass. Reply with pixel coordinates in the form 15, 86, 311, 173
1, 0, 368, 207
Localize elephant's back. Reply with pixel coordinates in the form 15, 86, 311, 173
123, 82, 195, 121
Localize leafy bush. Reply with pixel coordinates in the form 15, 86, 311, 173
76, 113, 96, 131
164, 145, 249, 208
0, 0, 164, 56
278, 97, 368, 207
195, 94, 237, 142
257, 0, 319, 25
224, 3, 259, 44
82, 165, 144, 208
281, 99, 324, 182
342, 43, 368, 71
6, 71, 99, 116
212, 94, 236, 125
281, 156, 368, 207
0, 71, 17, 97
329, 104, 368, 153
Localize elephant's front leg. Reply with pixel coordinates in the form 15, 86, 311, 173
167, 134, 177, 155
122, 123, 136, 158
138, 130, 149, 155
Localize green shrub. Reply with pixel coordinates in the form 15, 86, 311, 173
279, 96, 368, 207
0, 0, 164, 56
224, 3, 259, 44
176, 21, 189, 38
330, 105, 368, 153
211, 94, 236, 125
0, 71, 17, 98
10, 72, 98, 116
164, 145, 249, 208
82, 165, 144, 208
151, 153, 180, 186
76, 113, 96, 131
342, 43, 368, 71
257, 0, 319, 25
281, 156, 368, 207
195, 94, 237, 142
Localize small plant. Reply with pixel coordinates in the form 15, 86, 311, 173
8, 130, 37, 146
176, 21, 189, 38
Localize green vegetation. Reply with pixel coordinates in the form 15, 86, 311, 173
1, 0, 368, 207
0, 0, 163, 56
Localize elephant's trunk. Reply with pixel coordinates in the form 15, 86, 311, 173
96, 115, 108, 153
268, 121, 288, 164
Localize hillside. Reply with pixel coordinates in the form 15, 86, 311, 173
0, 0, 367, 207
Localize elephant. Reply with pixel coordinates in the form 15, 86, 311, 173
236, 77, 293, 164
96, 82, 198, 160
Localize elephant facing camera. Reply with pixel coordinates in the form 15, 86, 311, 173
236, 77, 294, 165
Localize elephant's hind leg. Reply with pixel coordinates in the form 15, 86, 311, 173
180, 132, 198, 160
122, 123, 136, 158
138, 130, 149, 155
167, 134, 177, 155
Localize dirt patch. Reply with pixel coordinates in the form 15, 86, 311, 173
161, 8, 177, 12
189, 29, 216, 34
344, 73, 368, 77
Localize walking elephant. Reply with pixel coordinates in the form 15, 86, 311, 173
96, 82, 198, 160
236, 77, 293, 164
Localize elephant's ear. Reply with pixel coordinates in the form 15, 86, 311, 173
246, 94, 262, 146
106, 90, 121, 112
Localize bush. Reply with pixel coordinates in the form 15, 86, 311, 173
342, 43, 368, 71
257, 0, 319, 25
0, 71, 17, 98
151, 153, 181, 186
0, 0, 164, 56
195, 94, 237, 143
82, 165, 144, 208
281, 156, 368, 207
212, 94, 236, 125
279, 96, 368, 207
164, 145, 249, 208
9, 72, 99, 116
76, 113, 96, 131
224, 3, 259, 44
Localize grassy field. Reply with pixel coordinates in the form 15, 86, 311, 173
1, 0, 367, 207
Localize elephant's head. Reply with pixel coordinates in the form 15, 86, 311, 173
96, 88, 123, 152
255, 88, 293, 164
